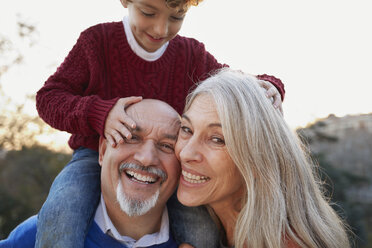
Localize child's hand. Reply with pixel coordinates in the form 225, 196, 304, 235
258, 79, 283, 114
104, 96, 143, 147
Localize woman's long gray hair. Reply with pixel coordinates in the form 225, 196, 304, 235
184, 68, 350, 248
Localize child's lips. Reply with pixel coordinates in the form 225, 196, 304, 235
147, 33, 165, 42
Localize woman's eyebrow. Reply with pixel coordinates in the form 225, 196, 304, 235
181, 114, 191, 123
182, 114, 221, 128
208, 123, 221, 128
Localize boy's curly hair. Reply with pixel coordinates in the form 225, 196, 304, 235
166, 0, 203, 10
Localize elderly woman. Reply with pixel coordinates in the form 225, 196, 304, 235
175, 68, 350, 248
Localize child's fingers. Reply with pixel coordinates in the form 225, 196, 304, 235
258, 79, 270, 89
111, 130, 124, 145
117, 124, 132, 139
124, 96, 143, 106
273, 95, 281, 107
273, 96, 283, 115
106, 135, 117, 148
265, 87, 278, 98
119, 96, 142, 129
121, 114, 137, 130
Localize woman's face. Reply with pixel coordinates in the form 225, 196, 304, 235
175, 94, 244, 208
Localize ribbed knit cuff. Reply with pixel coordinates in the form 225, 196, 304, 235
257, 74, 285, 101
87, 97, 120, 136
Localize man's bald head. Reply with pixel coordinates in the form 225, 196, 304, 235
126, 99, 180, 133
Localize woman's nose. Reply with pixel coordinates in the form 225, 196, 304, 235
178, 137, 203, 164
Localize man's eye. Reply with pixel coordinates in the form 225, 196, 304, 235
159, 143, 175, 153
124, 135, 140, 144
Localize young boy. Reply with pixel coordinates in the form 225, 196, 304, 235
35, 0, 285, 247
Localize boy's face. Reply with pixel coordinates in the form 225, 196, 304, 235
122, 0, 186, 52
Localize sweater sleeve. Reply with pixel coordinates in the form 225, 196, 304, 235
36, 27, 119, 136
256, 74, 285, 101
188, 39, 285, 101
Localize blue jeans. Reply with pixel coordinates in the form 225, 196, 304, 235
35, 147, 101, 248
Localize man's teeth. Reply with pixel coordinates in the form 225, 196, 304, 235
182, 170, 208, 184
126, 170, 157, 183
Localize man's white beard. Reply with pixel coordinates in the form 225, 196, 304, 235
116, 180, 159, 217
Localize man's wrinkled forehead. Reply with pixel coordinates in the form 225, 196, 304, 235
130, 121, 179, 141
126, 100, 180, 137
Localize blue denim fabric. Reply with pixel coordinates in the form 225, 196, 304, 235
35, 147, 101, 248
167, 191, 220, 248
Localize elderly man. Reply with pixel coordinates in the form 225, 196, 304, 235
0, 99, 218, 248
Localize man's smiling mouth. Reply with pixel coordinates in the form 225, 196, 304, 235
125, 170, 158, 184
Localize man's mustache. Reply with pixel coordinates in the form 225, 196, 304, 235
119, 162, 167, 183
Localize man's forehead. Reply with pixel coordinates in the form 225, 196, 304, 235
127, 100, 180, 137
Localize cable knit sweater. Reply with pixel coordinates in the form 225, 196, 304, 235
36, 21, 285, 151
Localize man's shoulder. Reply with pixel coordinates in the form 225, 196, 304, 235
85, 221, 178, 248
0, 215, 37, 248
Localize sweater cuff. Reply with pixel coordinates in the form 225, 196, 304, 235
87, 97, 120, 136
257, 74, 285, 101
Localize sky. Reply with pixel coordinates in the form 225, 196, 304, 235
1, 0, 371, 148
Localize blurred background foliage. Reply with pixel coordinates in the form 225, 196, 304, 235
0, 19, 371, 248
0, 19, 72, 239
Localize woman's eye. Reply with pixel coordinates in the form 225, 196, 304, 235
181, 126, 192, 134
211, 137, 225, 145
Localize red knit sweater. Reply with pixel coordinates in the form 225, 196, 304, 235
36, 21, 285, 151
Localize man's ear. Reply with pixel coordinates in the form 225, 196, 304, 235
98, 136, 107, 167
120, 0, 129, 8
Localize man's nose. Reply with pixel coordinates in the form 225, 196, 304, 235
133, 141, 159, 166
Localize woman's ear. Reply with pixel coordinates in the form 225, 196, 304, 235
98, 136, 107, 167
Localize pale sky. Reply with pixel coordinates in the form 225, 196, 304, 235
1, 0, 371, 148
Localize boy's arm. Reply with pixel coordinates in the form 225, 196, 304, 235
36, 27, 118, 137
257, 74, 284, 113
257, 74, 285, 101
190, 39, 285, 101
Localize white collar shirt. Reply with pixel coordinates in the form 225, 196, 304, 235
122, 16, 168, 62
94, 194, 170, 248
